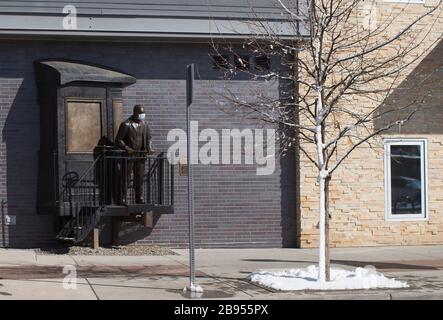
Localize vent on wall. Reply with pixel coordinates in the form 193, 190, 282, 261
255, 55, 271, 71
234, 55, 250, 70
211, 54, 271, 72
212, 55, 230, 69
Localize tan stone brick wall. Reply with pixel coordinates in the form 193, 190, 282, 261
298, 1, 443, 248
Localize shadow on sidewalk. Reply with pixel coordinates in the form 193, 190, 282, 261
0, 265, 205, 280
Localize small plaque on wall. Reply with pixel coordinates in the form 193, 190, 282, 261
179, 158, 188, 176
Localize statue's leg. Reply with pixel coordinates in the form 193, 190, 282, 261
135, 160, 146, 204
113, 155, 123, 205
122, 159, 132, 205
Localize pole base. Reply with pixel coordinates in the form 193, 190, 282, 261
183, 283, 204, 298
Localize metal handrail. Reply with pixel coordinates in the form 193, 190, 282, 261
56, 149, 174, 242
58, 149, 173, 211
57, 153, 104, 205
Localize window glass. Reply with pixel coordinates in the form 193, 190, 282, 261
390, 145, 422, 215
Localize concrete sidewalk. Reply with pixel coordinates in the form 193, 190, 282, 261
1, 245, 443, 299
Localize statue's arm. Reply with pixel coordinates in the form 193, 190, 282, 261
115, 122, 132, 152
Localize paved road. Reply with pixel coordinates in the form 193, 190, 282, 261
1, 245, 443, 299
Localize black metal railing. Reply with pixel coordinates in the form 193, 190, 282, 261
58, 150, 173, 212
57, 155, 103, 241
98, 150, 174, 207
56, 150, 174, 242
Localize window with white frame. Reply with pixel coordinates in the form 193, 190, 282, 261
384, 139, 427, 220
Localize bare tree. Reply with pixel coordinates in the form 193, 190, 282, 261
211, 0, 443, 281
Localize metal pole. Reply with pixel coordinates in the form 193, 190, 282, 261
186, 64, 196, 289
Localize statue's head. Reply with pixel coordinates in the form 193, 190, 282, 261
133, 104, 146, 121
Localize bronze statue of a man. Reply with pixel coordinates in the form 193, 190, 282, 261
115, 105, 154, 204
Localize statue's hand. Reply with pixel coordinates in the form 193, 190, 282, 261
148, 149, 155, 155
126, 147, 135, 155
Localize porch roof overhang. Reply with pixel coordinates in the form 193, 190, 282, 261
35, 60, 137, 86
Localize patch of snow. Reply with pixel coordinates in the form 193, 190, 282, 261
247, 265, 408, 291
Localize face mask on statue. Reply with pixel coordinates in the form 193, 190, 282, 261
138, 113, 146, 120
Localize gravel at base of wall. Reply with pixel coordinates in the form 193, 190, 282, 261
35, 244, 177, 256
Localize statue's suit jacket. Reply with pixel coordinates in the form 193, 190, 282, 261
115, 116, 153, 153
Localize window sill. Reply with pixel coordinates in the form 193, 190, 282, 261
385, 215, 428, 222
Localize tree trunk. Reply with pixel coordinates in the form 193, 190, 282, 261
315, 89, 328, 282
325, 176, 331, 281
318, 171, 331, 282
318, 172, 327, 282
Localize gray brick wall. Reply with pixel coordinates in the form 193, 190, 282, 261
0, 40, 297, 248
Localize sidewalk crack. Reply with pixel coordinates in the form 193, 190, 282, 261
85, 278, 100, 300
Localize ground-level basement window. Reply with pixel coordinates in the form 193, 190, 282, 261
384, 139, 428, 221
